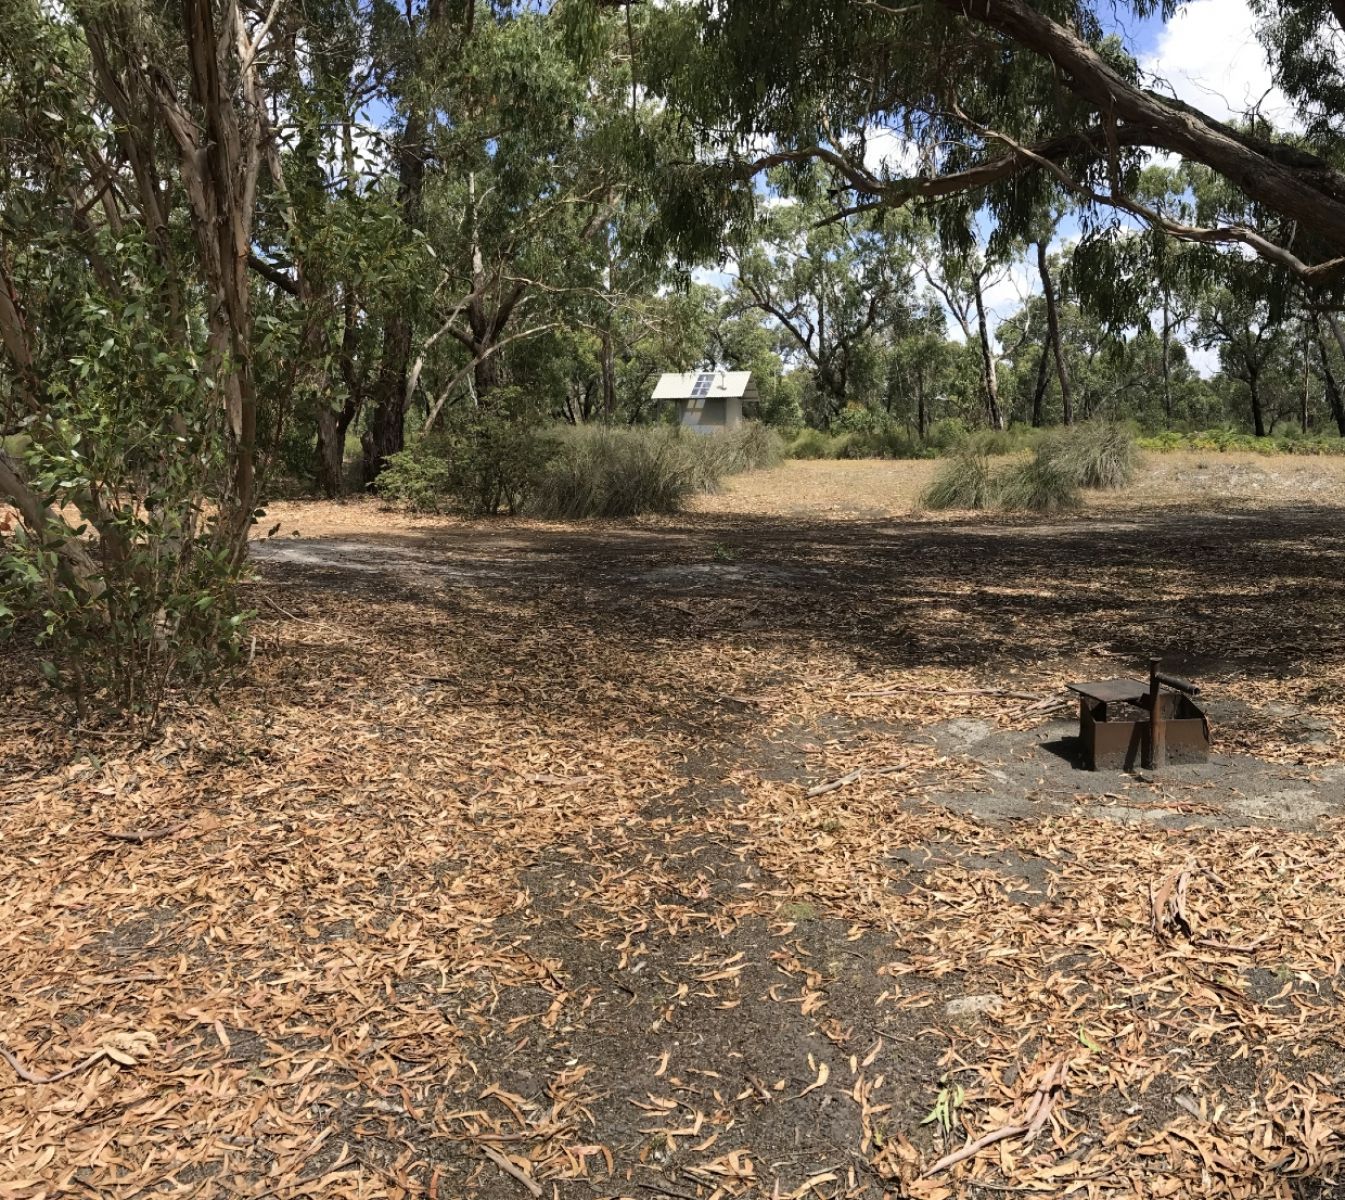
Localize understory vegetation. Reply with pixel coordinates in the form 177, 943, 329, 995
922, 422, 1138, 512
4, 0, 1345, 727
381, 422, 784, 518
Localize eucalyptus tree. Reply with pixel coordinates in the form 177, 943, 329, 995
732, 184, 913, 424
0, 0, 328, 713
637, 0, 1345, 343
883, 301, 954, 438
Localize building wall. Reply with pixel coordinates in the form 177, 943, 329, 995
676, 396, 742, 433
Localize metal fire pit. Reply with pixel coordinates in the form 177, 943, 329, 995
1067, 659, 1211, 771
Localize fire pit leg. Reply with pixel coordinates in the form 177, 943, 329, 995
1146, 657, 1166, 770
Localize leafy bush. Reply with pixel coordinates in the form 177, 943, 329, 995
922, 454, 996, 510
924, 417, 969, 452
1137, 430, 1345, 455
787, 428, 853, 459
1036, 421, 1139, 490
786, 420, 930, 460
381, 400, 551, 515
533, 425, 706, 518
0, 281, 251, 726
378, 436, 459, 512
993, 456, 1081, 513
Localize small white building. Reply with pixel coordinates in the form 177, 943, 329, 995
652, 371, 757, 433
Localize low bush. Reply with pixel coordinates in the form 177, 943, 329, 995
922, 454, 996, 511
1137, 429, 1345, 455
787, 428, 853, 459
993, 456, 1081, 513
533, 425, 705, 518
1037, 421, 1139, 490
845, 424, 931, 459
924, 417, 969, 453
717, 422, 787, 474
786, 421, 931, 460
380, 402, 552, 515
378, 436, 458, 512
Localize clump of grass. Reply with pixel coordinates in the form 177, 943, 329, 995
533, 426, 703, 518
787, 428, 852, 459
531, 422, 780, 519
956, 426, 1041, 457
1037, 421, 1139, 490
921, 453, 996, 510
718, 422, 786, 473
993, 456, 1080, 512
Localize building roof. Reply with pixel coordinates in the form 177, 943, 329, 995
652, 370, 758, 402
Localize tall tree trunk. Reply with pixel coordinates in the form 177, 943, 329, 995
1302, 341, 1311, 433
600, 326, 617, 420
1161, 295, 1174, 428
315, 407, 347, 498
1248, 367, 1267, 437
1318, 334, 1345, 436
1036, 240, 1072, 425
971, 272, 1005, 430
1030, 340, 1051, 428
915, 364, 927, 440
363, 106, 427, 485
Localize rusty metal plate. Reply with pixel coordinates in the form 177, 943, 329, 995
1067, 679, 1148, 705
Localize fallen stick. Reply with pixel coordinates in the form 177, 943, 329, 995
0, 1044, 102, 1085
806, 765, 903, 798
923, 1059, 1067, 1177
261, 595, 303, 622
480, 1144, 543, 1198
807, 769, 861, 798
99, 820, 189, 844
846, 687, 1048, 702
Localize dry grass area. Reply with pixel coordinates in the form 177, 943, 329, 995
4, 458, 1345, 1199
689, 452, 1345, 520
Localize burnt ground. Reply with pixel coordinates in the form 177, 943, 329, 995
4, 493, 1345, 1199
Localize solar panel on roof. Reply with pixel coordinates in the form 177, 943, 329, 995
690, 372, 714, 397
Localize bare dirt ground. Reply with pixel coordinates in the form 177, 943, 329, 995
4, 455, 1345, 1199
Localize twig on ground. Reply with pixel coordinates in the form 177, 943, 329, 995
846, 686, 1048, 702
807, 765, 903, 798
99, 820, 189, 844
923, 1058, 1069, 1177
480, 1144, 543, 1197
262, 595, 303, 622
0, 1044, 103, 1085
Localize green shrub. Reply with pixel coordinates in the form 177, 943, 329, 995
381, 403, 551, 515
534, 425, 707, 518
922, 454, 996, 510
787, 428, 852, 459
378, 436, 458, 512
1136, 429, 1345, 456
993, 456, 1081, 512
787, 420, 931, 460
1036, 421, 1139, 490
845, 424, 930, 459
0, 266, 256, 727
925, 417, 969, 452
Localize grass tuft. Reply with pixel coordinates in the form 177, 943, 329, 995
993, 456, 1081, 512
1036, 421, 1139, 490
531, 422, 783, 519
921, 454, 996, 511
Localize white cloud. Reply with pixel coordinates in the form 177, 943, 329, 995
1141, 0, 1295, 129
861, 128, 920, 178
1186, 343, 1221, 378
690, 262, 738, 291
